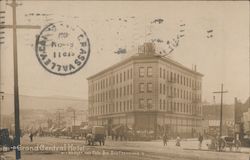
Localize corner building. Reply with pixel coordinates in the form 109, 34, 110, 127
87, 43, 203, 138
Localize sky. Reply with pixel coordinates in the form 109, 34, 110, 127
0, 1, 249, 108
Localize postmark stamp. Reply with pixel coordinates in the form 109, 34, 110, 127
35, 22, 90, 76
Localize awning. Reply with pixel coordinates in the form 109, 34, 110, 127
112, 124, 123, 132
81, 125, 91, 130
61, 128, 68, 132
52, 128, 60, 133
49, 127, 54, 132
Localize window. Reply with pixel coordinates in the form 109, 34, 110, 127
123, 101, 126, 111
174, 102, 176, 112
160, 99, 162, 110
147, 99, 152, 109
115, 102, 118, 112
139, 99, 145, 108
130, 84, 132, 94
170, 86, 173, 97
167, 86, 169, 96
139, 67, 145, 77
174, 88, 176, 98
130, 100, 132, 110
170, 102, 173, 112
127, 101, 129, 111
177, 89, 179, 98
147, 83, 153, 92
167, 71, 169, 81
130, 69, 133, 78
163, 100, 165, 110
167, 101, 169, 111
163, 69, 165, 79
163, 84, 165, 95
120, 102, 122, 112
147, 67, 153, 77
120, 73, 122, 82
160, 68, 162, 78
160, 83, 162, 94
116, 102, 118, 112
139, 83, 144, 92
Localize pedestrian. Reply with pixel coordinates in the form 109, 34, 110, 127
163, 133, 168, 146
198, 133, 203, 149
176, 135, 181, 147
235, 135, 241, 151
86, 133, 93, 145
29, 133, 33, 142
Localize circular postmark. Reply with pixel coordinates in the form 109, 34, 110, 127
35, 23, 90, 76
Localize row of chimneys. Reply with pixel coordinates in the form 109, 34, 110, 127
138, 42, 198, 72
192, 64, 197, 72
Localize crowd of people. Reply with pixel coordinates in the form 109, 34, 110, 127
162, 132, 242, 152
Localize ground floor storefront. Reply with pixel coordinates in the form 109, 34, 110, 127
89, 111, 202, 139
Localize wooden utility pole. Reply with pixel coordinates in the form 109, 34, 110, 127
0, 0, 40, 159
58, 111, 61, 128
213, 84, 228, 152
57, 109, 64, 128
0, 2, 5, 130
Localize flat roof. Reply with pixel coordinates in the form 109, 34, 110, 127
87, 54, 203, 80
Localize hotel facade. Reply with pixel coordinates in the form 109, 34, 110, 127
87, 43, 203, 137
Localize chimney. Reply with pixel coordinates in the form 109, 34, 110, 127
234, 97, 238, 105
138, 42, 155, 55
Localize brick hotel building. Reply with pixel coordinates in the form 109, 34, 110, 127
87, 43, 203, 137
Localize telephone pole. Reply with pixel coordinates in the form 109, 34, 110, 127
58, 111, 60, 128
57, 109, 63, 128
0, 0, 40, 159
213, 83, 228, 152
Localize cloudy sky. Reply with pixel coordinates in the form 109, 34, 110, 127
0, 1, 249, 108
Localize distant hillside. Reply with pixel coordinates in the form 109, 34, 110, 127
1, 94, 88, 114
